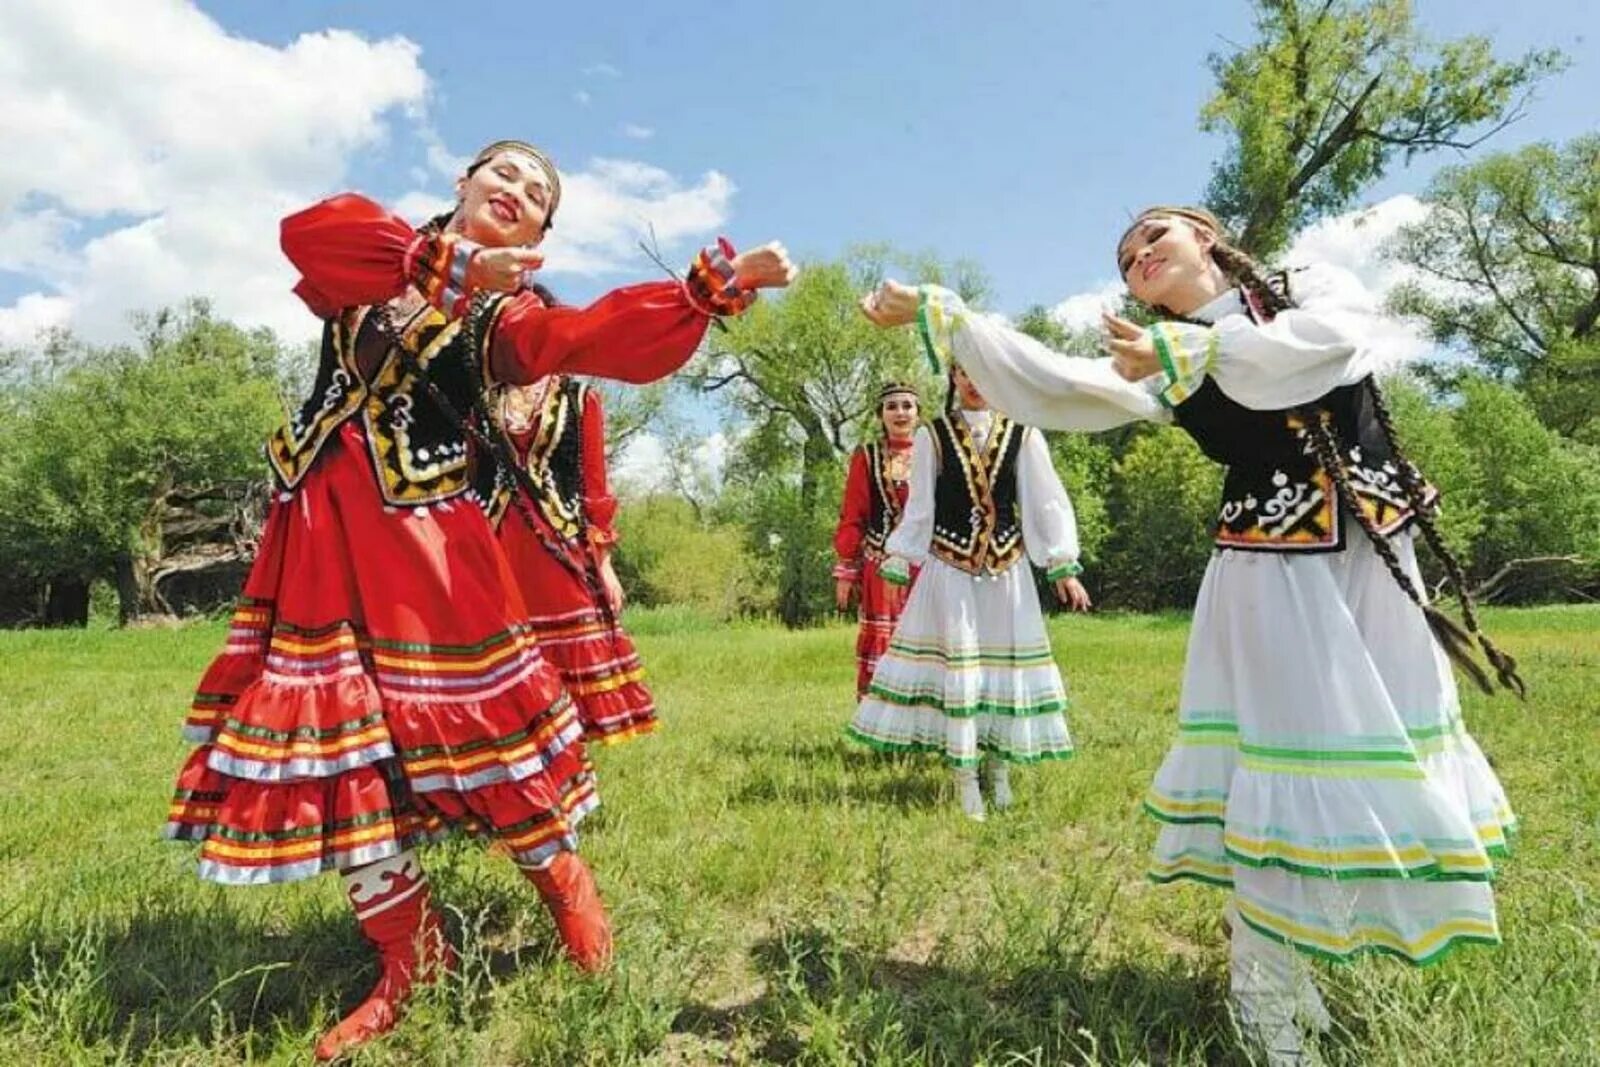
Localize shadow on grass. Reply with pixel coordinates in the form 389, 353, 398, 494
671, 923, 1247, 1065
0, 877, 567, 1059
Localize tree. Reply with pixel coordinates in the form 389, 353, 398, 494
1203, 0, 1562, 256
0, 302, 284, 624
1100, 429, 1223, 610
1386, 135, 1600, 442
688, 247, 986, 626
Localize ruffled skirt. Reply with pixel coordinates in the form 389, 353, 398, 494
1145, 525, 1515, 964
164, 422, 598, 884
848, 557, 1072, 766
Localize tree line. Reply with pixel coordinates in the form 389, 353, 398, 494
3, 1, 1596, 627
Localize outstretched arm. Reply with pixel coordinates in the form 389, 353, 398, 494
861, 281, 1168, 431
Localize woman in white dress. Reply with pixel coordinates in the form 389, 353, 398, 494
860, 206, 1521, 1063
847, 365, 1092, 822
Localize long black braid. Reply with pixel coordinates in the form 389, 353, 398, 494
1213, 238, 1525, 698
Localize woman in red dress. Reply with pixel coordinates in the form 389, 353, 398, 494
833, 381, 921, 698
161, 139, 793, 1060
485, 374, 658, 744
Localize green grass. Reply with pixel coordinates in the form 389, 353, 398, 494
0, 606, 1596, 1065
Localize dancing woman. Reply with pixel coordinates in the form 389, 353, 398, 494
484, 373, 659, 744
163, 139, 792, 1059
847, 366, 1090, 821
833, 381, 922, 699
861, 205, 1517, 1062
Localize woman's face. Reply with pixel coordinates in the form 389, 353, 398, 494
1117, 214, 1215, 311
880, 393, 919, 438
952, 367, 986, 409
454, 150, 554, 247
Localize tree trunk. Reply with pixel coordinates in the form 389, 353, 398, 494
778, 428, 834, 629
43, 575, 89, 628
114, 553, 151, 625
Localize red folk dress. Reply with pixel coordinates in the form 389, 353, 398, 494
833, 436, 915, 698
490, 376, 658, 744
163, 194, 745, 884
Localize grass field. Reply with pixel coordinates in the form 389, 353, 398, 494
0, 605, 1595, 1065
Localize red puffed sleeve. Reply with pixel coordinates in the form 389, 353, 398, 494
279, 194, 419, 319
832, 447, 870, 581
487, 281, 712, 387
485, 239, 756, 386
580, 387, 618, 552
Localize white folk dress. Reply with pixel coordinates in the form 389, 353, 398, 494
915, 265, 1514, 967
847, 410, 1078, 767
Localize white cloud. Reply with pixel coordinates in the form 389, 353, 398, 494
541, 160, 735, 277
573, 89, 592, 106
0, 292, 71, 348
583, 62, 622, 78
612, 432, 669, 492
621, 123, 655, 141
612, 430, 729, 496
0, 1, 739, 350
392, 190, 455, 224
1048, 279, 1123, 331
0, 0, 429, 345
1282, 195, 1433, 364
1045, 195, 1435, 364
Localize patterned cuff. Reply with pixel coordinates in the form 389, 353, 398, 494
684, 237, 757, 317
1150, 322, 1218, 410
880, 557, 912, 587
832, 561, 861, 582
915, 285, 967, 374
1046, 559, 1083, 581
405, 230, 482, 319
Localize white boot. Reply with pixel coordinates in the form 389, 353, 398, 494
985, 754, 1013, 811
953, 766, 985, 821
1230, 915, 1327, 1064
1225, 903, 1330, 1035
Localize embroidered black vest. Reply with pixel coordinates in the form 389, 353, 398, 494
1172, 288, 1428, 553
929, 413, 1026, 575
480, 377, 590, 540
861, 441, 910, 556
266, 295, 510, 507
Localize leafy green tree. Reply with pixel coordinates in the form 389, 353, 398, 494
1203, 0, 1562, 255
1100, 429, 1223, 610
0, 302, 283, 624
689, 247, 985, 626
1387, 135, 1600, 442
1451, 376, 1600, 595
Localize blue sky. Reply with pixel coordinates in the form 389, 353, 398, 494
0, 1, 1594, 348
208, 0, 1596, 309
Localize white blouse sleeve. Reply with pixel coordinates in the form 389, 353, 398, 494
1016, 428, 1081, 577
879, 425, 938, 583
1150, 263, 1383, 411
917, 286, 1170, 431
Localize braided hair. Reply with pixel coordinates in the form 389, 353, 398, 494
1123, 206, 1524, 698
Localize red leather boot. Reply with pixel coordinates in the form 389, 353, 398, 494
522, 850, 613, 972
314, 851, 455, 1061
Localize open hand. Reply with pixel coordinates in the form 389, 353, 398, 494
1054, 576, 1092, 612
1102, 311, 1160, 381
732, 242, 797, 290
859, 280, 920, 327
467, 246, 546, 293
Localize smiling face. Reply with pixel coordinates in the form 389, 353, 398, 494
453, 149, 555, 247
1116, 213, 1220, 314
879, 392, 920, 439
